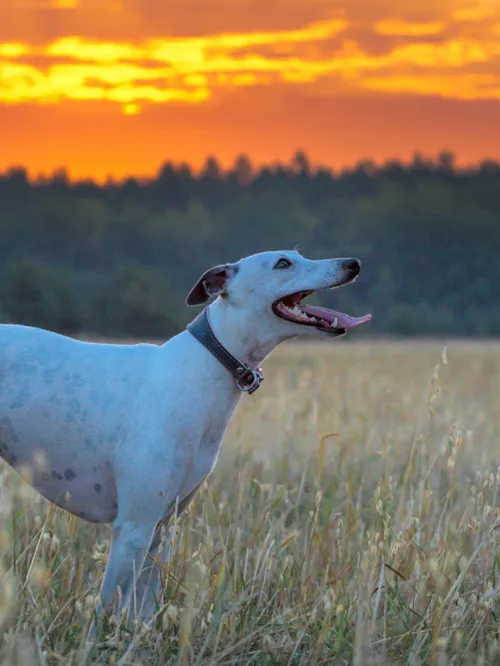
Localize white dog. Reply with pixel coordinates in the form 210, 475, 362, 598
0, 250, 371, 631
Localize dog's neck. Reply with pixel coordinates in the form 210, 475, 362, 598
206, 298, 289, 368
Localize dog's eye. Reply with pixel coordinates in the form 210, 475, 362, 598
274, 258, 292, 270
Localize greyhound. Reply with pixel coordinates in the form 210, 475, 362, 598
0, 250, 371, 632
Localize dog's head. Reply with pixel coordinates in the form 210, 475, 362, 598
186, 250, 371, 339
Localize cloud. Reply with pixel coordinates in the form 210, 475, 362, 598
0, 0, 499, 114
12, 0, 79, 8
452, 2, 498, 22
374, 18, 446, 36
363, 72, 500, 100
0, 43, 30, 57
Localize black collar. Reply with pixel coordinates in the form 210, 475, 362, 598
187, 307, 264, 395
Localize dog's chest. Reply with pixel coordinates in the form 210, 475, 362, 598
192, 421, 225, 477
177, 404, 234, 498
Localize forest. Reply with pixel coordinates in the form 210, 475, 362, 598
0, 150, 499, 339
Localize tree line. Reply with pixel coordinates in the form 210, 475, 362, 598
0, 150, 499, 339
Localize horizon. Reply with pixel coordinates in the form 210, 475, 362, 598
2, 149, 498, 185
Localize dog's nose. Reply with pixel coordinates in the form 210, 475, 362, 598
342, 258, 361, 275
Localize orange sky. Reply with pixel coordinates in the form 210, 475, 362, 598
1, 0, 500, 180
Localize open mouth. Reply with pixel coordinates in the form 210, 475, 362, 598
272, 290, 372, 335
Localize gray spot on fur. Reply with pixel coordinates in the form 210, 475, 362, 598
0, 417, 17, 438
73, 510, 88, 520
248, 350, 261, 365
64, 468, 76, 481
0, 444, 17, 465
94, 484, 101, 493
0, 417, 19, 467
51, 471, 63, 480
108, 433, 118, 446
10, 391, 29, 410
65, 374, 86, 395
10, 361, 37, 376
84, 436, 95, 451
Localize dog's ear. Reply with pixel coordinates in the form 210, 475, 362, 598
186, 264, 238, 306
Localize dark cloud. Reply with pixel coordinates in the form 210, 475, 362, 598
0, 0, 342, 42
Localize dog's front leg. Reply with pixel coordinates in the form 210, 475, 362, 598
101, 520, 157, 614
126, 520, 172, 624
86, 471, 184, 640
87, 517, 159, 640
127, 479, 207, 622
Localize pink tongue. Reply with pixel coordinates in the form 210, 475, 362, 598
301, 306, 372, 329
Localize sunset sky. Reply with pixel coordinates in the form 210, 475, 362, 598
1, 0, 500, 181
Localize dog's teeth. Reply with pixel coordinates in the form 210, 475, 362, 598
285, 305, 317, 323
332, 317, 339, 328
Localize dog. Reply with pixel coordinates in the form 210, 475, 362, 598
0, 250, 371, 633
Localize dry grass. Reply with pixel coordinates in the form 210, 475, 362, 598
2, 340, 500, 665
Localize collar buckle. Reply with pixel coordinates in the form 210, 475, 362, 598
235, 366, 264, 394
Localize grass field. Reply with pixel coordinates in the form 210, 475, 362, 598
2, 339, 500, 665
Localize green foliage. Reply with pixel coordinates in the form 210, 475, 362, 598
88, 262, 180, 338
0, 259, 81, 334
0, 151, 499, 338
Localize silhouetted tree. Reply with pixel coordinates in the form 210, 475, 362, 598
231, 154, 254, 186
291, 150, 312, 177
